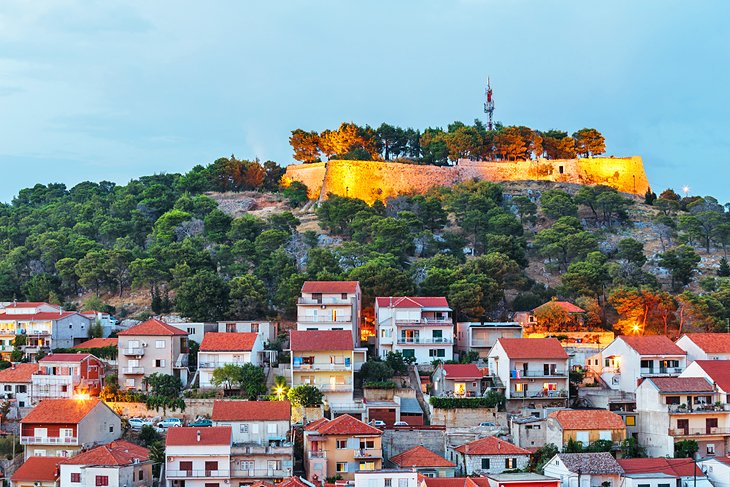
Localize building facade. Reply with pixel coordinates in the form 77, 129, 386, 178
33, 353, 105, 399
545, 409, 626, 451
198, 332, 263, 388
165, 427, 233, 487
675, 333, 730, 362
455, 322, 522, 359
450, 437, 531, 476
297, 281, 361, 346
59, 440, 152, 487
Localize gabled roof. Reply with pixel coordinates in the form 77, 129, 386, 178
166, 426, 232, 446
301, 281, 359, 294
495, 338, 569, 359
212, 400, 291, 421
454, 436, 531, 456
289, 330, 353, 351
39, 353, 93, 363
618, 458, 704, 477
679, 333, 730, 354
0, 311, 80, 321
423, 477, 490, 487
21, 398, 104, 424
691, 360, 730, 392
533, 301, 585, 314
11, 456, 60, 482
311, 414, 381, 435
442, 364, 483, 380
647, 377, 714, 393
3, 302, 59, 309
278, 477, 315, 487
61, 440, 149, 466
303, 417, 329, 431
117, 318, 187, 336
200, 332, 258, 351
548, 409, 626, 431
619, 335, 685, 355
556, 452, 624, 474
75, 337, 118, 349
0, 363, 38, 383
375, 296, 451, 309
390, 445, 455, 467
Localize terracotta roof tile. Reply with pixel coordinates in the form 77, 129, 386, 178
534, 301, 585, 314
289, 330, 353, 351
3, 302, 59, 309
39, 353, 92, 363
0, 363, 38, 383
304, 417, 329, 431
118, 318, 187, 336
61, 440, 149, 466
618, 458, 704, 477
557, 452, 624, 474
0, 311, 80, 321
648, 377, 714, 393
680, 333, 730, 354
424, 478, 489, 487
278, 477, 313, 487
619, 335, 685, 355
302, 281, 359, 294
495, 338, 569, 359
75, 338, 118, 349
390, 445, 455, 467
200, 332, 258, 351
548, 409, 626, 430
692, 360, 730, 392
11, 456, 60, 482
212, 400, 291, 421
21, 398, 104, 424
442, 364, 483, 380
375, 297, 450, 309
166, 426, 232, 446
313, 414, 382, 435
454, 436, 531, 455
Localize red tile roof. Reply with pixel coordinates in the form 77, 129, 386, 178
311, 414, 382, 435
443, 364, 483, 380
61, 440, 149, 466
11, 456, 60, 482
0, 311, 80, 321
618, 458, 704, 477
390, 445, 455, 467
304, 417, 329, 431
680, 333, 730, 354
166, 426, 232, 446
302, 281, 359, 294
201, 332, 258, 351
496, 338, 569, 359
212, 400, 291, 421
454, 436, 531, 455
0, 363, 38, 383
39, 353, 92, 363
375, 297, 450, 309
21, 398, 104, 424
619, 335, 685, 355
278, 477, 313, 487
3, 302, 59, 309
424, 478, 490, 487
548, 409, 626, 430
289, 330, 353, 351
692, 360, 730, 392
534, 301, 585, 314
75, 337, 118, 349
118, 318, 187, 336
649, 377, 714, 393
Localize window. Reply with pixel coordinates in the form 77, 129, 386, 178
359, 462, 376, 471
187, 328, 196, 335
707, 444, 716, 455
666, 396, 680, 405
240, 424, 248, 433
481, 458, 490, 469
155, 340, 165, 349
576, 431, 589, 445
205, 483, 219, 487
205, 461, 218, 472
341, 293, 348, 299
109, 426, 114, 433
3, 385, 9, 392
95, 476, 109, 486
125, 378, 135, 387
240, 461, 254, 470
61, 385, 68, 392
599, 430, 611, 441
385, 479, 393, 487
180, 461, 193, 472
640, 359, 653, 369
155, 359, 166, 367
515, 383, 525, 392
605, 358, 611, 367
360, 440, 375, 449
399, 479, 408, 487
402, 349, 415, 358
433, 330, 443, 339
71, 473, 81, 483
17, 385, 26, 393
268, 423, 277, 434
336, 462, 347, 473
336, 439, 347, 449
60, 428, 73, 438
505, 458, 517, 469
429, 349, 445, 357
657, 484, 670, 487
18, 401, 24, 407
139, 470, 144, 481
625, 416, 636, 426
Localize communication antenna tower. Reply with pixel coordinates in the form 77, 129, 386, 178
484, 77, 495, 131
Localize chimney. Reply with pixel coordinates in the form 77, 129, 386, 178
197, 430, 201, 442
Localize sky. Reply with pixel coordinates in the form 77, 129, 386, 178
0, 0, 729, 202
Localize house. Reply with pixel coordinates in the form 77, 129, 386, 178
542, 452, 624, 487
32, 353, 105, 399
585, 336, 687, 397
432, 364, 485, 397
297, 281, 361, 346
1, 302, 61, 313
510, 417, 547, 450
0, 362, 38, 407
211, 400, 293, 480
488, 338, 570, 412
354, 470, 420, 487
74, 337, 118, 350
389, 445, 456, 477
10, 456, 60, 487
169, 322, 217, 344
198, 332, 264, 388
0, 307, 92, 359
117, 318, 189, 389
619, 458, 711, 487
484, 473, 561, 487
303, 414, 383, 482
636, 376, 730, 458
676, 333, 730, 362
698, 456, 730, 487
450, 436, 530, 476
546, 409, 626, 451
79, 310, 117, 337
165, 426, 233, 487
375, 297, 454, 364
513, 301, 585, 330
59, 440, 152, 487
219, 321, 279, 344
681, 359, 730, 403
455, 322, 522, 359
421, 477, 490, 487
20, 398, 122, 459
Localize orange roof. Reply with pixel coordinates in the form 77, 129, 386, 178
681, 333, 730, 354
304, 417, 329, 431
390, 445, 455, 468
375, 297, 450, 309
454, 436, 531, 456
166, 426, 232, 446
75, 337, 118, 349
302, 281, 359, 294
11, 456, 60, 482
0, 311, 80, 321
648, 377, 714, 393
619, 335, 685, 355
548, 409, 626, 430
200, 332, 258, 351
534, 301, 585, 314
618, 458, 704, 477
442, 364, 483, 380
118, 318, 187, 336
61, 440, 149, 466
312, 414, 382, 435
3, 302, 58, 309
496, 338, 568, 359
0, 363, 38, 383
692, 360, 730, 392
212, 400, 291, 421
39, 353, 92, 363
278, 477, 313, 487
289, 330, 353, 351
424, 478, 491, 487
22, 398, 104, 424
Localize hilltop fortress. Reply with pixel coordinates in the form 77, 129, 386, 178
284, 156, 650, 204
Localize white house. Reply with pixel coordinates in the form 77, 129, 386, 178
297, 281, 361, 346
619, 458, 712, 487
675, 333, 730, 362
165, 427, 232, 487
542, 453, 624, 487
354, 470, 419, 487
450, 436, 531, 476
0, 363, 37, 408
698, 456, 730, 487
681, 359, 730, 402
218, 321, 278, 344
455, 321, 522, 359
59, 440, 152, 487
168, 322, 217, 344
375, 296, 454, 364
198, 332, 263, 388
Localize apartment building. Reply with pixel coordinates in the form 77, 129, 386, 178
450, 436, 531, 476
32, 353, 104, 399
455, 321, 522, 359
297, 281, 361, 346
165, 427, 233, 487
0, 363, 38, 407
59, 440, 152, 487
375, 297, 454, 364
117, 319, 189, 389
545, 409, 626, 451
675, 333, 730, 362
218, 321, 278, 344
389, 446, 456, 477
198, 332, 263, 388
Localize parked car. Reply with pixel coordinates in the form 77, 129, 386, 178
393, 421, 409, 426
188, 418, 213, 427
479, 421, 497, 427
128, 417, 153, 430
369, 420, 386, 428
157, 418, 183, 428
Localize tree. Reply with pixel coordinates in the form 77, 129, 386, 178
620, 437, 647, 458
719, 257, 730, 277
586, 439, 614, 453
530, 443, 559, 473
360, 360, 394, 382
139, 424, 162, 446
385, 351, 414, 375
287, 384, 324, 407
75, 250, 109, 296
564, 437, 584, 453
674, 439, 698, 458
512, 196, 537, 226
238, 363, 267, 400
228, 274, 267, 319
282, 181, 309, 207
541, 190, 578, 219
658, 245, 701, 290
561, 252, 611, 299
572, 128, 605, 157
143, 373, 185, 413
271, 375, 289, 401
290, 129, 321, 162
533, 302, 570, 331
617, 238, 647, 267
149, 441, 165, 478
175, 270, 229, 321
211, 364, 243, 390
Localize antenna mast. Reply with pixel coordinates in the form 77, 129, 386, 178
484, 77, 494, 131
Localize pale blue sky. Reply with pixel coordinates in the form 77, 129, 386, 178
0, 1, 728, 202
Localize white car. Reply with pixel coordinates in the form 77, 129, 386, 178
393, 421, 409, 426
369, 420, 386, 428
157, 418, 183, 429
128, 418, 153, 430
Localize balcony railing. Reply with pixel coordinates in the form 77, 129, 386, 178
165, 470, 231, 478
640, 367, 684, 375
353, 450, 382, 459
470, 339, 492, 347
510, 390, 567, 399
669, 427, 730, 436
298, 297, 353, 305
308, 451, 326, 459
318, 383, 354, 392
517, 370, 567, 377
396, 337, 453, 344
231, 469, 290, 478
21, 436, 78, 445
395, 318, 452, 325
199, 361, 251, 369
297, 316, 353, 323
668, 404, 729, 413
292, 363, 352, 371
123, 347, 145, 356
123, 366, 145, 374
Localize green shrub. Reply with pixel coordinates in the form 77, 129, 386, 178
429, 392, 505, 409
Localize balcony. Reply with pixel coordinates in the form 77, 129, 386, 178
308, 451, 327, 459
318, 383, 354, 392
123, 366, 145, 375
292, 363, 352, 371
669, 427, 730, 436
166, 470, 231, 478
123, 347, 145, 356
510, 390, 568, 399
297, 316, 353, 324
640, 367, 683, 376
299, 297, 353, 305
395, 318, 452, 326
231, 469, 290, 478
470, 339, 492, 347
199, 361, 251, 369
353, 450, 382, 459
396, 337, 453, 345
21, 436, 78, 445
668, 404, 730, 414
517, 370, 567, 378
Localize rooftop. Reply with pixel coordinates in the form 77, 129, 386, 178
486, 473, 560, 483
212, 400, 291, 421
455, 436, 531, 456
75, 337, 118, 349
423, 478, 490, 487
311, 414, 382, 436
619, 335, 685, 355
3, 301, 59, 309
495, 337, 569, 359
289, 330, 353, 352
548, 409, 626, 430
390, 445, 455, 468
22, 398, 103, 424
648, 377, 714, 393
534, 301, 585, 314
166, 426, 232, 446
0, 363, 38, 383
692, 360, 730, 392
11, 456, 60, 482
680, 333, 730, 354
375, 296, 451, 309
618, 458, 704, 477
200, 332, 258, 351
301, 281, 359, 294
118, 318, 188, 336
61, 440, 149, 466
0, 311, 79, 321
442, 364, 484, 380
39, 353, 93, 363
556, 452, 624, 475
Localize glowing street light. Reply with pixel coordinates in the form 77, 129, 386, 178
275, 386, 285, 401
632, 324, 641, 334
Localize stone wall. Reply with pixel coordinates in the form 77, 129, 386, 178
284, 156, 650, 205
382, 427, 446, 458
430, 406, 507, 428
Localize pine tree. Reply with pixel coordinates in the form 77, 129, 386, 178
644, 187, 657, 205
719, 257, 730, 277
